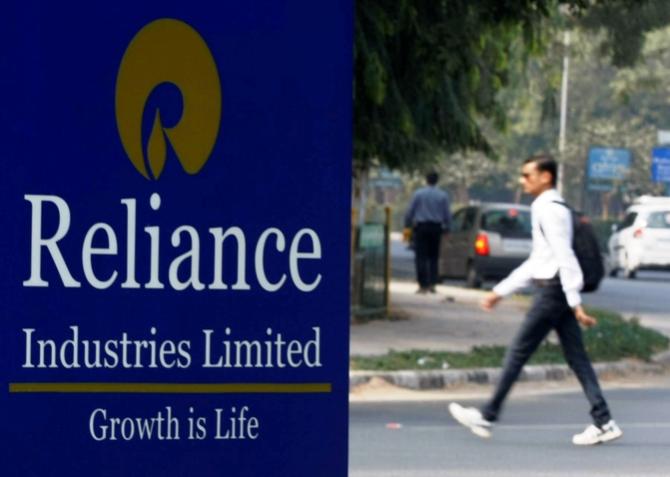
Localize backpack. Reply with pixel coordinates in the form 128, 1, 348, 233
541, 201, 604, 293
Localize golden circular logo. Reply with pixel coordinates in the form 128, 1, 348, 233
115, 19, 222, 180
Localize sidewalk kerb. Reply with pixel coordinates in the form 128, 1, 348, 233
349, 360, 667, 391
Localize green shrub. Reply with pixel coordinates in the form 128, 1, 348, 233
583, 309, 669, 362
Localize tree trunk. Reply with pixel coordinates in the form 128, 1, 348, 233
601, 191, 611, 220
352, 166, 370, 225
457, 181, 469, 205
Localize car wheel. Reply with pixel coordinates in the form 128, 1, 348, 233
466, 263, 482, 289
608, 268, 618, 278
623, 253, 637, 279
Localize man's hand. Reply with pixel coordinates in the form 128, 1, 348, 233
402, 227, 412, 243
573, 305, 597, 327
481, 292, 502, 311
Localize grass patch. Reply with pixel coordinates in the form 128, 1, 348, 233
350, 308, 669, 371
581, 309, 669, 362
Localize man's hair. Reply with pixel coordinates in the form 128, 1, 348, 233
426, 171, 439, 185
524, 154, 557, 186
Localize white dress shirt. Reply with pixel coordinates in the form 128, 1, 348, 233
492, 188, 584, 308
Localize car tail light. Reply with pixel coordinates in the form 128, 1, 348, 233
633, 228, 644, 238
474, 233, 490, 256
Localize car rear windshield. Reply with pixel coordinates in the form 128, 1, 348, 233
481, 209, 532, 238
647, 211, 670, 229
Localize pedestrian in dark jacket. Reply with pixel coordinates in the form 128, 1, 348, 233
404, 171, 451, 294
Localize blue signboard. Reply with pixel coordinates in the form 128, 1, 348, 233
1, 3, 352, 476
652, 147, 670, 183
587, 147, 631, 180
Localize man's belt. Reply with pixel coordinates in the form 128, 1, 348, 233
532, 276, 561, 287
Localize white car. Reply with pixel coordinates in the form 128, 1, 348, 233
608, 196, 670, 278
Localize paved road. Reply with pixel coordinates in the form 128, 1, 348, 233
349, 383, 670, 477
392, 234, 670, 336
581, 272, 670, 337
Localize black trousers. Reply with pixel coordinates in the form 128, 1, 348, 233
413, 222, 442, 288
481, 284, 612, 427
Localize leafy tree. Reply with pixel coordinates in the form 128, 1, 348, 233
579, 0, 670, 67
354, 0, 670, 176
353, 0, 585, 219
355, 0, 562, 173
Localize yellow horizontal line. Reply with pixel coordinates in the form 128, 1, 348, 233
9, 382, 332, 394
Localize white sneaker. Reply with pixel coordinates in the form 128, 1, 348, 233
572, 420, 623, 446
448, 402, 492, 438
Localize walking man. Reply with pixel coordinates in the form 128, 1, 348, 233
449, 154, 622, 445
404, 171, 451, 293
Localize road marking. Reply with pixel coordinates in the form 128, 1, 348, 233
392, 422, 670, 432
495, 422, 670, 430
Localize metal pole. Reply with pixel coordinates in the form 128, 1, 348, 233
384, 206, 391, 318
558, 30, 570, 196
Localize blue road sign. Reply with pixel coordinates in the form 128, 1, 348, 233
1, 3, 352, 476
587, 147, 631, 180
652, 147, 670, 183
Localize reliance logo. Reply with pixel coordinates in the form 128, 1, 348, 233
115, 18, 222, 180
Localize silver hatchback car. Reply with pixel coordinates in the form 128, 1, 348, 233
439, 203, 532, 288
